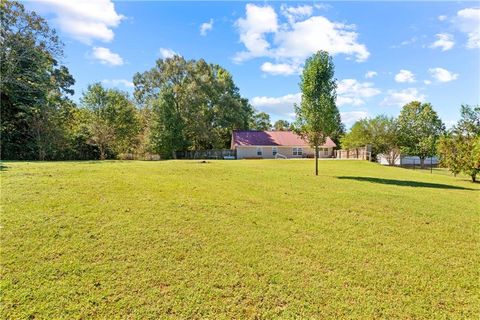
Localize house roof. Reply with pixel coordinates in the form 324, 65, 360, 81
231, 131, 336, 148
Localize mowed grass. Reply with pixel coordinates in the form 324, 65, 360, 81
1, 160, 479, 319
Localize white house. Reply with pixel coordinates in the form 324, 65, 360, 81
231, 130, 336, 159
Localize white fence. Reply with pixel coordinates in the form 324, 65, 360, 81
377, 154, 439, 166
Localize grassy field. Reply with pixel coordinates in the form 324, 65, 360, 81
1, 160, 479, 319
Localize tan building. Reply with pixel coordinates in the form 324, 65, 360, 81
231, 130, 336, 159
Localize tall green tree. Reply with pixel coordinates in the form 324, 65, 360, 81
438, 105, 480, 182
455, 104, 480, 137
273, 120, 290, 131
134, 56, 254, 151
397, 101, 445, 168
64, 106, 100, 160
150, 88, 187, 159
341, 115, 400, 164
81, 83, 140, 159
251, 112, 272, 131
295, 51, 342, 175
1, 0, 75, 160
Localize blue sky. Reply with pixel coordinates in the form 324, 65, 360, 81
26, 1, 480, 127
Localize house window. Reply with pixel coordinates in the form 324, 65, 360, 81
293, 147, 303, 156
324, 148, 329, 156
272, 146, 277, 155
257, 147, 262, 156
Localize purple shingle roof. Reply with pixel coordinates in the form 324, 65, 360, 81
231, 131, 336, 148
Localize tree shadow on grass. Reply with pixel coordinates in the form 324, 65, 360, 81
337, 176, 476, 190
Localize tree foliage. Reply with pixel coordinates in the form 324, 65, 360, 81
1, 0, 75, 160
250, 112, 272, 131
134, 56, 254, 154
295, 51, 342, 175
273, 120, 291, 131
438, 105, 480, 182
80, 83, 140, 158
149, 87, 187, 159
341, 116, 400, 165
397, 101, 445, 168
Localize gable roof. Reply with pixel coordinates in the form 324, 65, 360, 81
231, 131, 336, 148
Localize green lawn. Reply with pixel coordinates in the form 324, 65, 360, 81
1, 160, 479, 319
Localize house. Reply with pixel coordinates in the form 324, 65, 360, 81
231, 130, 336, 159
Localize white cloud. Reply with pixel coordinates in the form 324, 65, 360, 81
438, 15, 448, 21
365, 71, 377, 78
430, 33, 455, 51
102, 79, 134, 88
424, 80, 432, 85
200, 19, 213, 36
34, 0, 124, 44
341, 111, 368, 126
251, 78, 380, 117
394, 69, 416, 83
428, 67, 459, 82
381, 88, 425, 107
273, 16, 369, 62
234, 4, 279, 62
251, 93, 301, 119
391, 37, 417, 48
159, 48, 178, 59
454, 8, 480, 48
251, 79, 379, 117
260, 62, 300, 76
234, 4, 369, 68
336, 79, 381, 106
281, 4, 313, 24
91, 47, 123, 66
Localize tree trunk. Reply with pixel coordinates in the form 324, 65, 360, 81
472, 173, 477, 183
315, 145, 318, 176
99, 147, 106, 160
420, 157, 425, 169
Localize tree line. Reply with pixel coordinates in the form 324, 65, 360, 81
341, 102, 479, 181
1, 1, 478, 181
0, 1, 276, 161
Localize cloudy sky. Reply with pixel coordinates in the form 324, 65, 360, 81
26, 1, 480, 127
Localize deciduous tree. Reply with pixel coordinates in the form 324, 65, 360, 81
81, 83, 140, 159
150, 87, 187, 159
250, 112, 271, 131
1, 0, 75, 160
438, 105, 480, 182
397, 101, 445, 168
273, 120, 291, 131
341, 116, 400, 164
295, 51, 342, 175
134, 56, 254, 151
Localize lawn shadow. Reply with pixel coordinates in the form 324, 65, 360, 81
337, 176, 475, 190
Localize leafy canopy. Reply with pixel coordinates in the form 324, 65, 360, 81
295, 51, 342, 174
438, 105, 480, 182
397, 101, 445, 165
81, 83, 140, 158
273, 120, 291, 131
1, 0, 75, 160
295, 51, 342, 148
341, 115, 400, 163
134, 56, 255, 152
